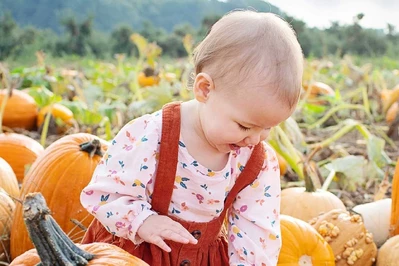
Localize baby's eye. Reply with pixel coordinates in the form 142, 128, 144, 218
238, 124, 251, 131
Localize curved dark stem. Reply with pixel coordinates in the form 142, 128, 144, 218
23, 192, 94, 266
79, 139, 103, 158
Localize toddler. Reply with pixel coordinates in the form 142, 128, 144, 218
80, 9, 303, 266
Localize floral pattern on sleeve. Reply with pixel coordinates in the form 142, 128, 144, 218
80, 112, 161, 244
227, 142, 282, 266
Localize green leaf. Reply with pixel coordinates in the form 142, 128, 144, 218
303, 103, 328, 114
366, 161, 385, 180
324, 155, 366, 191
24, 86, 61, 107
367, 135, 391, 168
82, 84, 104, 106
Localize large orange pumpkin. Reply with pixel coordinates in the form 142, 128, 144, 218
0, 157, 19, 198
10, 192, 149, 266
0, 133, 44, 183
278, 215, 335, 265
0, 89, 38, 130
10, 133, 108, 259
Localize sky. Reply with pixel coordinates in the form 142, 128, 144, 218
266, 0, 399, 30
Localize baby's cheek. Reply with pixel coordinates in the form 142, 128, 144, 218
261, 130, 270, 141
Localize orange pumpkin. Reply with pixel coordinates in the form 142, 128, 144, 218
386, 101, 398, 124
381, 84, 399, 114
302, 81, 335, 104
0, 157, 19, 198
278, 215, 335, 265
0, 188, 16, 263
10, 192, 149, 266
0, 133, 43, 183
138, 67, 160, 87
10, 133, 108, 259
0, 89, 38, 130
36, 103, 74, 130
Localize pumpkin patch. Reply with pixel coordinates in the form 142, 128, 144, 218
1, 28, 399, 265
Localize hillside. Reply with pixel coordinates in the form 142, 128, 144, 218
0, 0, 282, 33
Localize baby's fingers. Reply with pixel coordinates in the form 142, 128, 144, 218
152, 236, 172, 252
171, 224, 198, 244
161, 229, 194, 245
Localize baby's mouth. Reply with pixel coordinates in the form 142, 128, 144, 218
229, 144, 241, 151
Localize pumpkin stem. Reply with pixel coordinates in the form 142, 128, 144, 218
303, 147, 321, 192
143, 67, 158, 77
303, 165, 316, 192
79, 139, 103, 158
23, 192, 94, 265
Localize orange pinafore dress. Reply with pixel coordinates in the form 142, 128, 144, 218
81, 102, 265, 266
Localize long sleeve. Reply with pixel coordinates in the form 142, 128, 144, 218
228, 143, 282, 266
80, 114, 160, 244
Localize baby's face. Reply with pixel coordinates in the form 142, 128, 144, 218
198, 78, 294, 154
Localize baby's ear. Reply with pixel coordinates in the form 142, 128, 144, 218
193, 73, 214, 102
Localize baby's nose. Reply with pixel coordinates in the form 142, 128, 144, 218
245, 134, 261, 146
245, 130, 270, 146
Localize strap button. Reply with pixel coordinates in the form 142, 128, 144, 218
191, 230, 201, 239
180, 259, 191, 266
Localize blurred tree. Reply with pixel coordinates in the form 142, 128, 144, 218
197, 14, 221, 39
0, 12, 18, 59
173, 23, 195, 38
111, 25, 136, 56
139, 20, 167, 42
55, 16, 96, 56
158, 34, 186, 58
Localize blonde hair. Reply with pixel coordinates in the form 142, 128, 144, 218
192, 10, 304, 109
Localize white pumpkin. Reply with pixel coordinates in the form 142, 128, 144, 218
352, 198, 391, 247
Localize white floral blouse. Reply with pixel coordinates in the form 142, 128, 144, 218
80, 109, 282, 266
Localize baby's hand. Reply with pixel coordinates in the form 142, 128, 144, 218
137, 214, 198, 252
